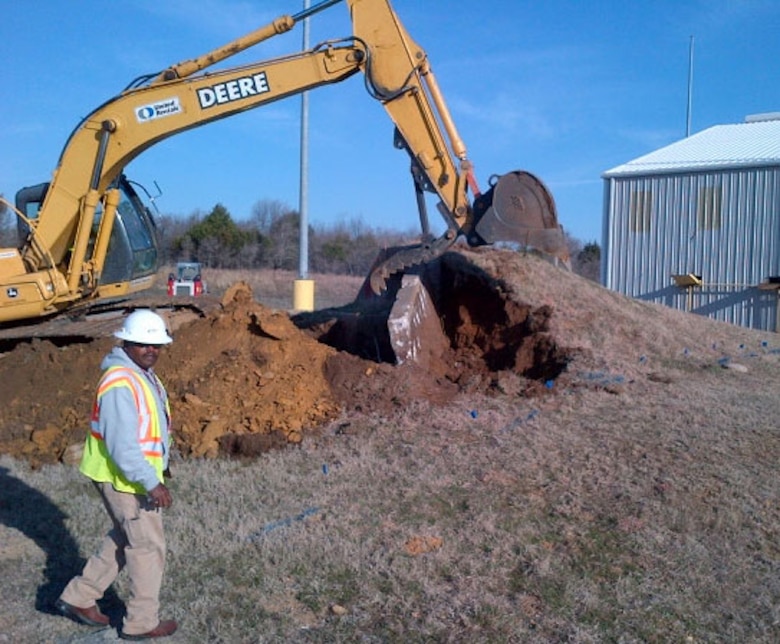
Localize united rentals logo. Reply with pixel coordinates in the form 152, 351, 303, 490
135, 98, 183, 123
197, 72, 270, 108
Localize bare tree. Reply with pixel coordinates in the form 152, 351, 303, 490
250, 199, 292, 235
267, 211, 302, 270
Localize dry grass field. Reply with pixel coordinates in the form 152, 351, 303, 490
193, 267, 365, 311
1, 254, 779, 643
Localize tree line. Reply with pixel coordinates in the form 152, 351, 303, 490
154, 200, 419, 277
157, 200, 601, 280
0, 195, 600, 281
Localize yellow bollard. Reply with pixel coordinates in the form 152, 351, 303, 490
293, 279, 315, 312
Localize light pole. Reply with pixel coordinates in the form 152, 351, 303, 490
293, 0, 315, 311
686, 35, 694, 137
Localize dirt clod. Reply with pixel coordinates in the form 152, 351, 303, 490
404, 535, 443, 556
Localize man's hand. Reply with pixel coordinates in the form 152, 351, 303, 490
147, 483, 173, 509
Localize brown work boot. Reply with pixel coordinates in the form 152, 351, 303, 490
55, 599, 110, 627
120, 619, 178, 640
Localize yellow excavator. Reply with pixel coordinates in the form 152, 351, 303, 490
0, 0, 567, 328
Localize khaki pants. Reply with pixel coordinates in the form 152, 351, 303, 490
60, 481, 166, 635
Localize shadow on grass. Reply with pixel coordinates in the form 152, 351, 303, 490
0, 466, 121, 622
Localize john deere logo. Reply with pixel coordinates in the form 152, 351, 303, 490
197, 72, 270, 109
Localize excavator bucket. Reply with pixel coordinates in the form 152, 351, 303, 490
472, 170, 570, 266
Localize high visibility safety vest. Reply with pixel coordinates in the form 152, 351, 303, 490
80, 365, 170, 495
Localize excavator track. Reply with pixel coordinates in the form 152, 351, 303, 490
0, 294, 220, 347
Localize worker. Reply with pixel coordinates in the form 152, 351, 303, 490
56, 309, 178, 640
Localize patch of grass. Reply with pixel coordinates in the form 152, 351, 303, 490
293, 564, 359, 613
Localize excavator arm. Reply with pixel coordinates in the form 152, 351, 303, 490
0, 0, 566, 325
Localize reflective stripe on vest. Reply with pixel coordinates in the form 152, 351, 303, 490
80, 365, 169, 494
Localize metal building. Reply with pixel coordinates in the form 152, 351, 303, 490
602, 113, 780, 331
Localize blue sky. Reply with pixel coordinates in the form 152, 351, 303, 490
2, 0, 778, 245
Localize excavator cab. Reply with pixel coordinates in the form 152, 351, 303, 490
100, 178, 159, 284
14, 175, 159, 287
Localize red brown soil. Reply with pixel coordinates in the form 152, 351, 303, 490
0, 249, 575, 467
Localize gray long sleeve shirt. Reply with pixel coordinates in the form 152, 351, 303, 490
98, 346, 171, 493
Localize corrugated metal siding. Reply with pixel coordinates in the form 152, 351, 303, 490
604, 166, 780, 331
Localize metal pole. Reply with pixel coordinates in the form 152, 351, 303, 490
298, 0, 311, 280
293, 0, 316, 311
292, 0, 342, 22
686, 35, 694, 137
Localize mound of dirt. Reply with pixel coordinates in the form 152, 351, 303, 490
0, 250, 572, 466
159, 282, 341, 458
2, 247, 761, 468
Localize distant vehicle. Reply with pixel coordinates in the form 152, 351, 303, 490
167, 262, 206, 297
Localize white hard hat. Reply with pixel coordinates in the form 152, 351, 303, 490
114, 309, 173, 345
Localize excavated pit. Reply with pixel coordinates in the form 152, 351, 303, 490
0, 250, 576, 466
294, 251, 573, 384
